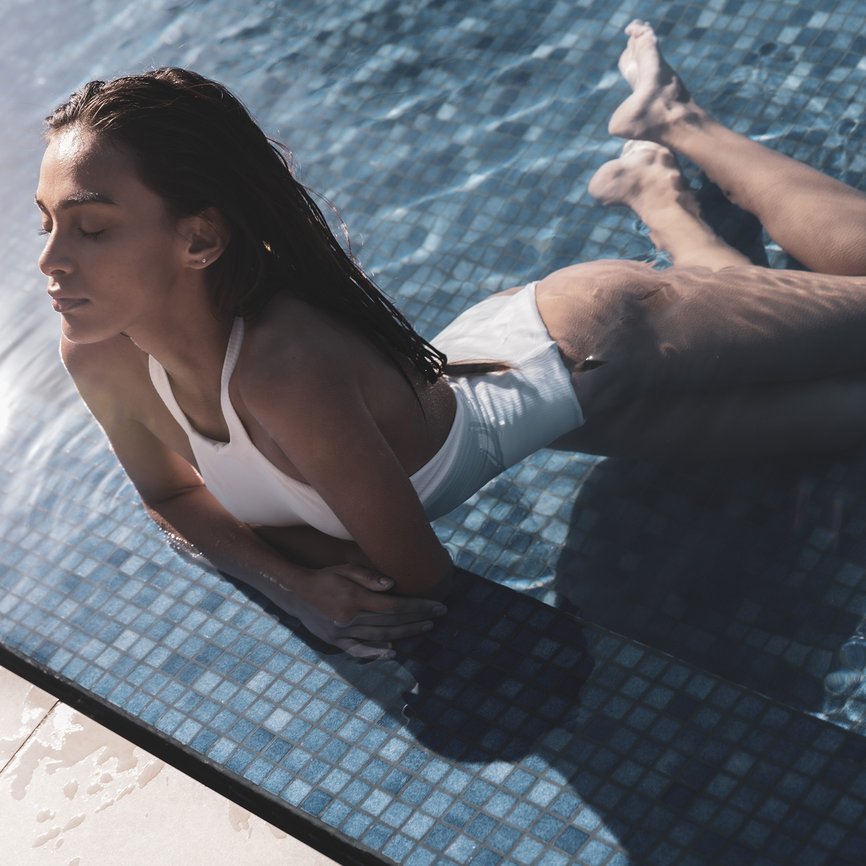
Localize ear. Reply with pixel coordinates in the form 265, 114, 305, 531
178, 207, 229, 269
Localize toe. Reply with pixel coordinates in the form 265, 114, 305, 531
625, 19, 647, 36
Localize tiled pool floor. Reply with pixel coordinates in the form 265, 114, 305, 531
4, 0, 866, 864
4, 499, 866, 865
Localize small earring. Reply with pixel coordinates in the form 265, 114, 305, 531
201, 257, 208, 264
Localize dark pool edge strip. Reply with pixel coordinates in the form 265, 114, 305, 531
0, 641, 390, 866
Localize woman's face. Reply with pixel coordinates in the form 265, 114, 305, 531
36, 126, 192, 344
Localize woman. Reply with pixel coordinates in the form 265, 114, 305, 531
37, 20, 866, 657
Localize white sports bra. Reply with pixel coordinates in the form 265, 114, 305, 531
147, 317, 466, 540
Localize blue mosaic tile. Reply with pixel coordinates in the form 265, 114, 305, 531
3, 0, 866, 864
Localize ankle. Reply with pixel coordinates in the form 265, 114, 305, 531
657, 101, 711, 149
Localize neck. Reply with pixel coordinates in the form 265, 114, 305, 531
127, 290, 235, 395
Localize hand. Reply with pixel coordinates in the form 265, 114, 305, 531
288, 564, 448, 659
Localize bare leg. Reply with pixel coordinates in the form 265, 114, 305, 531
537, 259, 866, 457
609, 20, 866, 276
588, 139, 751, 269
565, 371, 866, 459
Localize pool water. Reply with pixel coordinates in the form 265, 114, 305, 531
3, 0, 866, 863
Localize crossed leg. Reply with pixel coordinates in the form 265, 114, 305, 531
596, 19, 866, 276
588, 139, 751, 269
544, 22, 866, 457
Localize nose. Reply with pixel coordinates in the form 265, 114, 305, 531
38, 231, 72, 279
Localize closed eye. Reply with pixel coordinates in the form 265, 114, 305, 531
38, 226, 104, 240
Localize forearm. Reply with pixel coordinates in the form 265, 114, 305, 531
252, 524, 370, 569
254, 499, 454, 597
143, 484, 449, 658
147, 484, 451, 595
369, 528, 455, 598
145, 486, 312, 613
250, 519, 455, 600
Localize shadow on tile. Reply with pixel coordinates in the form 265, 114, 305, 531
555, 446, 866, 719
306, 571, 595, 763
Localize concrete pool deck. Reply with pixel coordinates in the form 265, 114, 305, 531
0, 665, 336, 864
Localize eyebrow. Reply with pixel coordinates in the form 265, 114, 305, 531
34, 191, 117, 212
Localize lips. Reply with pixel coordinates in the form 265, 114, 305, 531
51, 297, 88, 313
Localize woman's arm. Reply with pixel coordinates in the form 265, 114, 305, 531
239, 324, 457, 596
146, 479, 447, 657
62, 337, 447, 658
251, 524, 370, 569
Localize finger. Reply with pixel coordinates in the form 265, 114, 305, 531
347, 595, 449, 616
342, 609, 441, 628
336, 621, 436, 642
333, 600, 447, 627
338, 564, 395, 591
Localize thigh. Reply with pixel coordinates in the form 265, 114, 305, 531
555, 372, 866, 459
537, 261, 866, 420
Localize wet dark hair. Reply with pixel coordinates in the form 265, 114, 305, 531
45, 67, 447, 383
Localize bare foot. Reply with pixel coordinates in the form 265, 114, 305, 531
588, 140, 751, 269
588, 140, 700, 217
608, 20, 702, 142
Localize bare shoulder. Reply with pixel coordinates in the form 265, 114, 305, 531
236, 296, 359, 405
60, 334, 153, 419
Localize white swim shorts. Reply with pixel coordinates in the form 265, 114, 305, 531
418, 282, 585, 519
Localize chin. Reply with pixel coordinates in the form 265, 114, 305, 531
60, 317, 123, 346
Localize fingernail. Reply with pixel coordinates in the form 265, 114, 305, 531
422, 622, 434, 631
433, 604, 447, 615
378, 576, 392, 586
